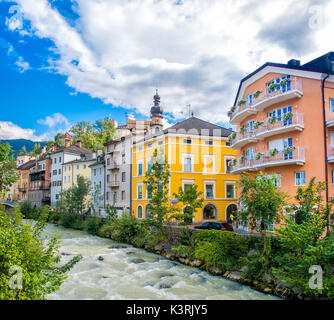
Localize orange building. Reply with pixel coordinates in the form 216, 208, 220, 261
228, 52, 334, 229
14, 159, 36, 201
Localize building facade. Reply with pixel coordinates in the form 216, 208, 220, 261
50, 134, 93, 207
15, 159, 36, 202
90, 153, 106, 216
28, 153, 52, 208
132, 93, 238, 223
105, 135, 132, 216
228, 52, 334, 227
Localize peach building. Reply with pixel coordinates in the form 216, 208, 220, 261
228, 52, 334, 227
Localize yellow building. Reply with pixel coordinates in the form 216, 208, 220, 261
132, 116, 238, 223
62, 157, 95, 190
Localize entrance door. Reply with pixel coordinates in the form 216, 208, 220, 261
226, 204, 237, 224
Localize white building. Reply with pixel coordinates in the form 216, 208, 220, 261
104, 134, 132, 216
89, 153, 106, 217
50, 133, 93, 207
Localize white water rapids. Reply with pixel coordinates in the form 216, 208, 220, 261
41, 224, 279, 300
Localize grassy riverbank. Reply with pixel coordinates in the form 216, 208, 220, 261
20, 202, 334, 300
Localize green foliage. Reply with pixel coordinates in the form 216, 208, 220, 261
18, 146, 28, 156
85, 216, 105, 235
48, 210, 62, 224
144, 149, 172, 226
273, 214, 334, 298
105, 204, 118, 220
0, 207, 81, 300
171, 184, 204, 225
30, 143, 42, 157
69, 118, 116, 152
194, 230, 249, 271
19, 200, 36, 219
0, 141, 19, 198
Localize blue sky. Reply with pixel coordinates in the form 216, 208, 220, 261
0, 0, 332, 141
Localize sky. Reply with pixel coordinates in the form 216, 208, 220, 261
0, 0, 333, 141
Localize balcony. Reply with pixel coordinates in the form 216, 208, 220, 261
230, 77, 303, 125
18, 184, 28, 192
108, 181, 120, 188
107, 162, 120, 170
29, 181, 51, 191
230, 147, 306, 174
230, 112, 304, 149
328, 146, 334, 163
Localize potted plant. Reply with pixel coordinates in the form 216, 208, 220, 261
269, 83, 279, 92
255, 152, 263, 161
254, 121, 264, 130
253, 90, 261, 99
240, 156, 246, 164
239, 127, 245, 135
230, 159, 237, 167
284, 146, 296, 154
228, 106, 236, 118
268, 116, 277, 124
269, 148, 279, 157
283, 112, 292, 122
238, 99, 246, 107
280, 78, 291, 87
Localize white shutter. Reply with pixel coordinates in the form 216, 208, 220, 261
269, 139, 284, 151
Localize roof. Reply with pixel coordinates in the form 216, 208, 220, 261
164, 116, 233, 137
89, 155, 105, 168
18, 159, 36, 171
63, 157, 96, 166
233, 51, 334, 106
51, 144, 93, 156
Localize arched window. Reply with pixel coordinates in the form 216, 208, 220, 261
145, 204, 154, 219
137, 205, 143, 219
226, 204, 237, 224
203, 204, 217, 220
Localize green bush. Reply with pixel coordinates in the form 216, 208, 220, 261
48, 210, 62, 224
84, 216, 105, 235
60, 213, 84, 230
19, 200, 38, 219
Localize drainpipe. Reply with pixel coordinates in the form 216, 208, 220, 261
322, 72, 330, 235
322, 72, 330, 206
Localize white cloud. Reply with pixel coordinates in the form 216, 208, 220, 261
0, 121, 44, 141
37, 113, 70, 128
6, 0, 334, 124
15, 56, 30, 72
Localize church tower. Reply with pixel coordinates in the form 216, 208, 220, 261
150, 89, 163, 133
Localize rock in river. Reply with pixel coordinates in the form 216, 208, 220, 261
131, 258, 145, 264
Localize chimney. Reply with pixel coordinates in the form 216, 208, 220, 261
287, 59, 301, 67
76, 140, 82, 148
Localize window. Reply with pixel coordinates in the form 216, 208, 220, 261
107, 175, 110, 183
107, 158, 111, 165
138, 206, 143, 219
332, 169, 334, 185
147, 158, 152, 173
83, 164, 86, 169
269, 106, 292, 124
183, 183, 193, 192
245, 147, 254, 160
205, 184, 214, 199
122, 191, 126, 201
59, 157, 61, 163
184, 138, 192, 144
203, 204, 217, 220
113, 192, 117, 204
137, 184, 143, 199
158, 140, 163, 146
58, 169, 61, 175
76, 165, 80, 170
107, 146, 111, 153
54, 158, 57, 164
330, 98, 334, 112
147, 143, 153, 149
122, 172, 126, 182
106, 192, 109, 201
295, 171, 306, 186
138, 162, 143, 176
226, 184, 235, 199
94, 169, 97, 176
267, 75, 290, 94
139, 146, 143, 152
205, 140, 213, 146
245, 120, 254, 133
183, 156, 193, 173
76, 174, 79, 182
53, 170, 57, 176
122, 154, 126, 164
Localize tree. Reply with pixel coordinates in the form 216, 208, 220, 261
30, 144, 42, 157
236, 172, 288, 268
18, 146, 28, 156
0, 141, 19, 199
57, 176, 91, 216
144, 149, 172, 226
0, 207, 82, 300
90, 184, 104, 216
172, 184, 204, 225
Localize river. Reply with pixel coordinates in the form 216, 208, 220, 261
41, 224, 279, 300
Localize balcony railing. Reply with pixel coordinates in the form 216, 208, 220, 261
18, 184, 28, 192
29, 181, 51, 191
107, 161, 120, 170
108, 181, 120, 188
229, 77, 303, 125
328, 146, 334, 163
230, 146, 306, 174
230, 112, 304, 149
